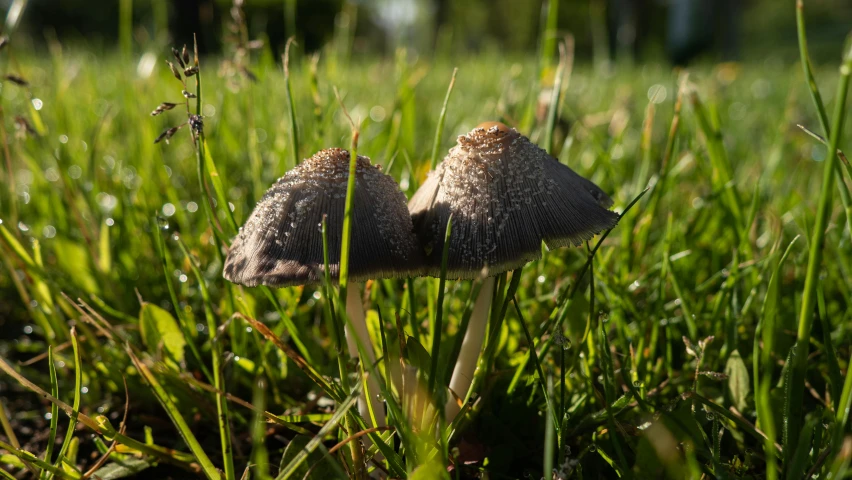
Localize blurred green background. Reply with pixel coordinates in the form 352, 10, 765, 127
8, 0, 852, 63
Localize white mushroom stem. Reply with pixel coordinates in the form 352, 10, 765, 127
444, 276, 496, 422
345, 283, 386, 429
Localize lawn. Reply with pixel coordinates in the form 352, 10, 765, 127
1, 5, 852, 480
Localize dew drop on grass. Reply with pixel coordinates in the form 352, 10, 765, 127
23, 325, 33, 334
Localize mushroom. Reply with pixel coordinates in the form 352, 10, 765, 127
224, 148, 422, 430
408, 121, 618, 421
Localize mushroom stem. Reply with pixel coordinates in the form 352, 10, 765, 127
345, 283, 387, 429
444, 276, 496, 422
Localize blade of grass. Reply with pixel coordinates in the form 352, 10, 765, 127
275, 385, 359, 480
41, 346, 59, 479
543, 372, 555, 480
250, 376, 272, 480
816, 284, 842, 410
283, 38, 300, 170
0, 356, 199, 469
50, 328, 81, 478
788, 33, 852, 453
126, 349, 220, 480
0, 441, 80, 480
513, 297, 558, 430
175, 235, 235, 480
543, 39, 567, 154
429, 68, 458, 170
428, 214, 452, 399
797, 0, 852, 216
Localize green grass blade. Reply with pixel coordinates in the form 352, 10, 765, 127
283, 38, 300, 170
275, 385, 360, 480
175, 236, 235, 480
428, 214, 452, 398
429, 68, 458, 170
789, 33, 852, 452
51, 329, 81, 477
42, 346, 59, 478
126, 350, 221, 480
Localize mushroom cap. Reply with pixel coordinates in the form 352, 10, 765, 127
224, 148, 422, 287
408, 122, 618, 279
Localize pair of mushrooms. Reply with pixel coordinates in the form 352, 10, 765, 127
223, 121, 618, 428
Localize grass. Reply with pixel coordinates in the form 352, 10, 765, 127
1, 5, 852, 479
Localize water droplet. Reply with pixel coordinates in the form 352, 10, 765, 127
162, 203, 176, 217
187, 201, 198, 213
589, 445, 597, 453
31, 98, 43, 110
23, 325, 33, 334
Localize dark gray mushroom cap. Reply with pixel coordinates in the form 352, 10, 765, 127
408, 122, 618, 279
224, 148, 422, 287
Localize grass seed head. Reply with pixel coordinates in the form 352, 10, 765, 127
154, 125, 181, 144
166, 61, 181, 81
171, 47, 185, 68
150, 102, 178, 116
4, 74, 28, 86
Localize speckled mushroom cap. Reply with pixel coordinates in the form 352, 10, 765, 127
408, 122, 618, 279
224, 148, 422, 287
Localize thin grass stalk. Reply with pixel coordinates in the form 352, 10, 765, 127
538, 0, 559, 75
41, 346, 59, 479
175, 237, 235, 480
788, 35, 852, 452
322, 215, 350, 393
406, 277, 419, 341
518, 187, 649, 373
796, 0, 852, 232
283, 38, 300, 169
126, 350, 220, 480
543, 40, 567, 154
335, 86, 358, 308
543, 373, 555, 479
428, 214, 452, 398
275, 387, 360, 480
152, 218, 212, 382
0, 441, 79, 480
0, 356, 200, 469
331, 87, 366, 478
50, 328, 81, 478
429, 68, 458, 170
250, 376, 272, 480
817, 286, 842, 408
0, 106, 17, 234
513, 298, 557, 430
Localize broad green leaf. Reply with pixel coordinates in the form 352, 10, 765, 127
139, 303, 186, 367
53, 237, 100, 295
405, 335, 432, 374
278, 435, 345, 480
88, 457, 154, 480
725, 350, 750, 412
